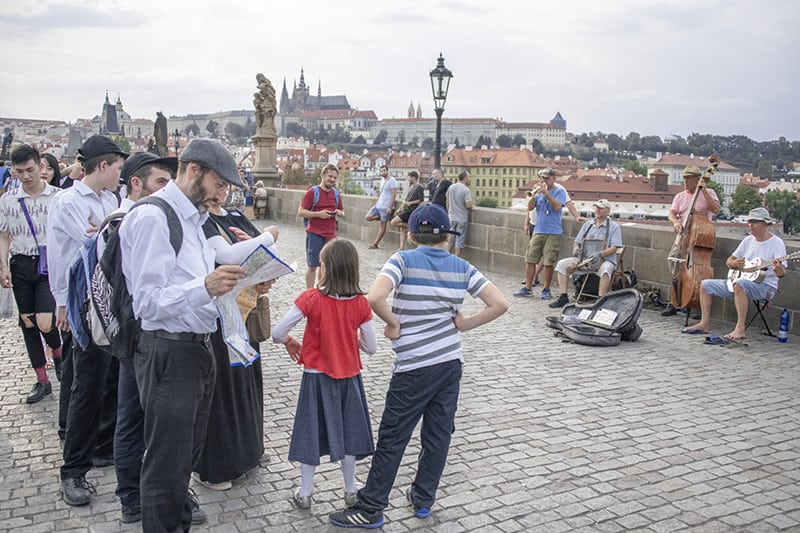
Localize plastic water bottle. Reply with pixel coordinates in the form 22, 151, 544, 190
778, 308, 789, 343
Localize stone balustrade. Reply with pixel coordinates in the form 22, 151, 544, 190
263, 187, 799, 334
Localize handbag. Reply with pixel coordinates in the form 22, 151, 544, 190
18, 198, 48, 275
0, 286, 14, 319
245, 295, 271, 343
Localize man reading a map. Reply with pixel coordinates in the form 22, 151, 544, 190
682, 207, 788, 340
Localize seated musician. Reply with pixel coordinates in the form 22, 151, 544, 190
548, 199, 623, 308
682, 207, 787, 340
662, 164, 721, 316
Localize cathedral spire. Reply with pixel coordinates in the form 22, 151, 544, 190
408, 100, 415, 118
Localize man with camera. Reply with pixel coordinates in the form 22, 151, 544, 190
297, 163, 344, 288
548, 199, 623, 308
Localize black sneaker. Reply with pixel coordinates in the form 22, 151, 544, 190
548, 293, 570, 308
26, 381, 52, 404
61, 476, 95, 506
660, 304, 678, 316
120, 505, 142, 523
329, 507, 385, 528
406, 487, 430, 518
188, 489, 207, 525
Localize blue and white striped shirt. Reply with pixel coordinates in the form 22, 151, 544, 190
378, 246, 489, 373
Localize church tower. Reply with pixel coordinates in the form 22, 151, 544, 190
416, 102, 422, 119
408, 100, 415, 118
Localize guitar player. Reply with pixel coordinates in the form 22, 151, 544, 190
682, 207, 788, 341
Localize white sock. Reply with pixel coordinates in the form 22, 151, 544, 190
341, 455, 357, 493
299, 463, 316, 497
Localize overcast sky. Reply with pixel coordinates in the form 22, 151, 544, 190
2, 0, 798, 142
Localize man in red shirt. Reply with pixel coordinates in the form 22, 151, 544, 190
297, 164, 344, 288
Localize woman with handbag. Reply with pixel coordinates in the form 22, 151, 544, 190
194, 191, 279, 490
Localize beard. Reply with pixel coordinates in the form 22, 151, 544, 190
188, 178, 209, 214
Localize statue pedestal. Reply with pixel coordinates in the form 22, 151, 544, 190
251, 128, 278, 187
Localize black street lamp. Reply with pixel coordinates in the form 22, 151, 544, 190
173, 129, 181, 156
429, 53, 453, 170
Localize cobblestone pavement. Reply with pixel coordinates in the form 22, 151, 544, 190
1, 220, 798, 532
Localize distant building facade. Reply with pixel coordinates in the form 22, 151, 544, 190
647, 152, 740, 204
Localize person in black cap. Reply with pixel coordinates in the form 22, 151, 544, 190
118, 138, 246, 532
47, 134, 127, 508
105, 152, 177, 524
330, 204, 508, 528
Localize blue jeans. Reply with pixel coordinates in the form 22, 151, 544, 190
114, 357, 144, 508
355, 359, 462, 514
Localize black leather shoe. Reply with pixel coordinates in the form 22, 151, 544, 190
660, 304, 678, 316
61, 476, 95, 506
548, 293, 570, 308
26, 382, 52, 404
121, 505, 142, 523
53, 357, 63, 382
188, 489, 207, 525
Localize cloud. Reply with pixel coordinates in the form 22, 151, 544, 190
3, 2, 146, 29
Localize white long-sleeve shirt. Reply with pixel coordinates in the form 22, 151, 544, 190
45, 181, 118, 306
119, 181, 217, 334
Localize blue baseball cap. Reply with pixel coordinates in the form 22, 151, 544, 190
409, 204, 460, 235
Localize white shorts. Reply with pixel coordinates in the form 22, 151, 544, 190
555, 256, 615, 278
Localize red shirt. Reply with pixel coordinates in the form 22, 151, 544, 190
295, 289, 372, 379
300, 186, 342, 238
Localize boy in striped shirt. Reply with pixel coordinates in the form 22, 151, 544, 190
330, 204, 508, 529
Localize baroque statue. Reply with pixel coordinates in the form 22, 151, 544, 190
253, 73, 276, 133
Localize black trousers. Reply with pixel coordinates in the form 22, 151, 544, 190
135, 331, 216, 533
9, 255, 59, 369
60, 344, 118, 479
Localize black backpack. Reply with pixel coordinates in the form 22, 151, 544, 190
89, 196, 182, 358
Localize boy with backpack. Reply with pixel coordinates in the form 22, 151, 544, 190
329, 204, 509, 528
297, 163, 343, 288
46, 135, 127, 507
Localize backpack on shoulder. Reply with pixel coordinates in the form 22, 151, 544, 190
303, 185, 340, 228
67, 196, 182, 358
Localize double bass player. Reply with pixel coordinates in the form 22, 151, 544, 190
662, 164, 721, 316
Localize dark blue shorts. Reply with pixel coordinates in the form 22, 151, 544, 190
305, 232, 331, 267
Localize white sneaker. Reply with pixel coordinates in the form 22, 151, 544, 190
191, 472, 232, 491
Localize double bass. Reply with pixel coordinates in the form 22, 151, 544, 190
669, 155, 720, 311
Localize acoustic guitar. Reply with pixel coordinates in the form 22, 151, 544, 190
726, 250, 800, 291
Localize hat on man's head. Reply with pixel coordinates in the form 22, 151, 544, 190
179, 139, 244, 187
682, 166, 702, 177
77, 135, 129, 162
593, 199, 612, 210
120, 152, 178, 186
408, 204, 460, 235
746, 207, 772, 223
538, 167, 557, 178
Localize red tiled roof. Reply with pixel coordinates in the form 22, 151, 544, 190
514, 173, 682, 203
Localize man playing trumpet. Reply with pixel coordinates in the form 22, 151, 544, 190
548, 199, 623, 308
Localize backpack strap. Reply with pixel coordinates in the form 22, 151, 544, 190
129, 196, 183, 255
310, 185, 320, 211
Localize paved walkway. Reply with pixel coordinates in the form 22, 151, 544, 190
1, 220, 798, 532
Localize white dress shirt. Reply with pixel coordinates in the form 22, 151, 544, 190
119, 181, 218, 334
45, 180, 118, 306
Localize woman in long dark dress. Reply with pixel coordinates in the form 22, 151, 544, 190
194, 205, 279, 490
